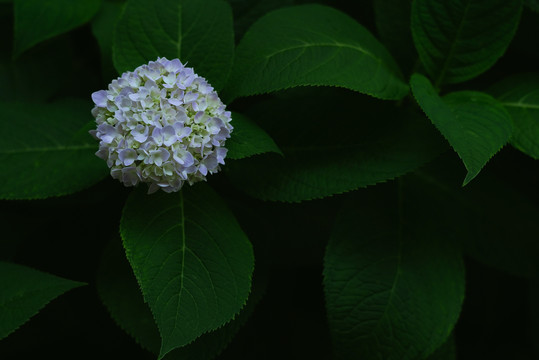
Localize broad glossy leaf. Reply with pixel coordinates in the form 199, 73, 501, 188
324, 188, 465, 360
0, 99, 108, 199
98, 237, 264, 359
488, 73, 539, 159
226, 112, 282, 160
226, 88, 446, 202
113, 0, 233, 91
97, 239, 161, 353
411, 0, 523, 85
13, 0, 101, 58
225, 4, 409, 101
411, 74, 513, 185
0, 261, 85, 340
120, 183, 254, 359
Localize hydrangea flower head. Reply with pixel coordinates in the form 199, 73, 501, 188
90, 57, 233, 193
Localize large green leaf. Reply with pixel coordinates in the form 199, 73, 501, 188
97, 237, 264, 359
0, 261, 85, 340
224, 4, 409, 101
13, 0, 102, 58
411, 0, 523, 86
120, 183, 254, 359
488, 73, 539, 159
0, 99, 108, 199
410, 73, 513, 185
113, 0, 234, 91
324, 186, 465, 360
226, 112, 282, 160
225, 88, 446, 202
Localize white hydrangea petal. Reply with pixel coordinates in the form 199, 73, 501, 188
90, 57, 233, 193
92, 90, 108, 108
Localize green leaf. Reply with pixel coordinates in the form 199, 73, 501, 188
97, 239, 161, 353
120, 183, 254, 359
411, 0, 523, 86
98, 237, 264, 360
224, 4, 409, 101
323, 187, 465, 360
113, 0, 234, 91
226, 112, 282, 160
13, 0, 102, 58
0, 261, 85, 340
410, 73, 513, 185
488, 73, 539, 159
0, 99, 108, 200
225, 88, 446, 202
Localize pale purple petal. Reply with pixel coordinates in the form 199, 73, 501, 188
119, 148, 137, 166
92, 90, 108, 107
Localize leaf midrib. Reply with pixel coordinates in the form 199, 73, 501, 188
434, 0, 472, 87
161, 191, 187, 357
501, 102, 539, 110
264, 42, 378, 63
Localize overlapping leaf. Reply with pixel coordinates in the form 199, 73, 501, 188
411, 74, 513, 185
13, 0, 101, 58
488, 73, 539, 159
225, 4, 409, 101
324, 187, 465, 360
226, 112, 282, 160
120, 184, 254, 359
411, 0, 523, 85
97, 238, 264, 359
226, 88, 446, 202
113, 0, 233, 90
0, 261, 85, 340
0, 99, 108, 199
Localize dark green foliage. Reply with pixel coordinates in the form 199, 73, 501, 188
13, 0, 102, 58
226, 112, 282, 159
488, 73, 539, 159
225, 4, 409, 101
120, 184, 254, 358
324, 186, 465, 359
0, 100, 108, 199
1, 0, 538, 359
113, 0, 234, 90
411, 0, 523, 86
0, 261, 85, 340
411, 74, 513, 185
226, 87, 446, 201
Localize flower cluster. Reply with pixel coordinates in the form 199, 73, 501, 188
90, 57, 233, 194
